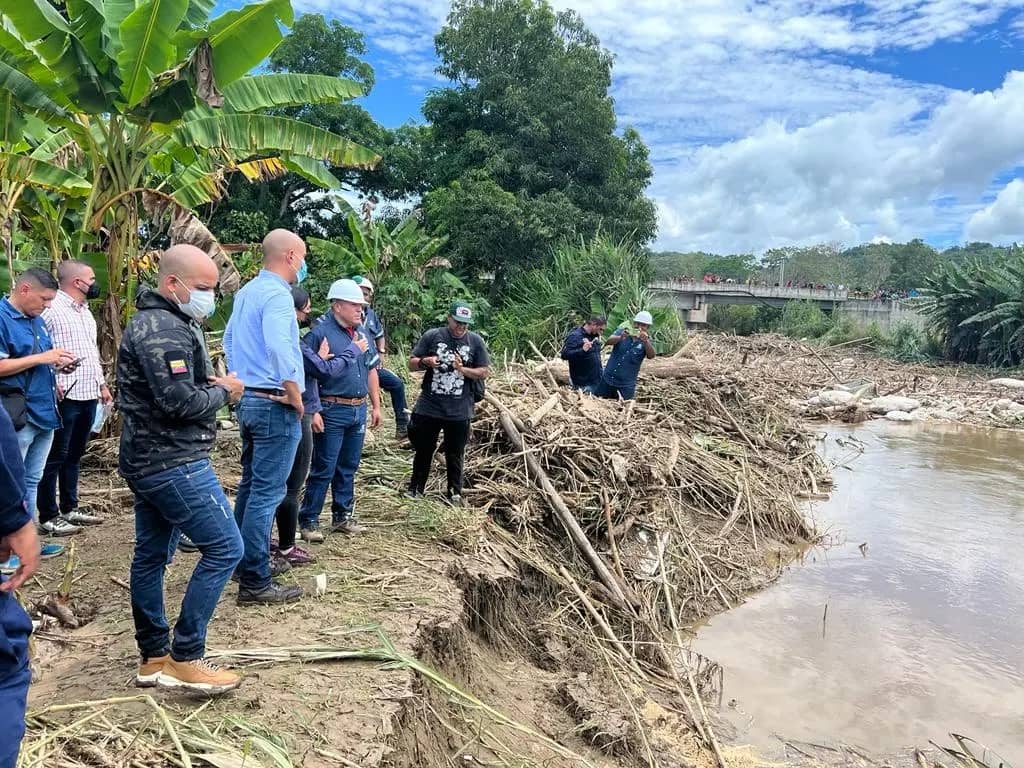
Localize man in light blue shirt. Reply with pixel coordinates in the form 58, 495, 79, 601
224, 229, 307, 606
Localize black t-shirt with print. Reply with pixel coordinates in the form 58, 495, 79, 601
411, 327, 490, 421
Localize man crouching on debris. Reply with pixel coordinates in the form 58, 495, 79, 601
0, 405, 38, 766
595, 311, 656, 401
560, 314, 606, 392
117, 245, 245, 695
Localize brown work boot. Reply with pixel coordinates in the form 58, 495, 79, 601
330, 519, 363, 535
135, 654, 169, 688
157, 657, 242, 695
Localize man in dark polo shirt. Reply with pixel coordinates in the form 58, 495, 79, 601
297, 279, 381, 539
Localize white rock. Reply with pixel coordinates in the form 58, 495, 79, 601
867, 396, 921, 414
988, 377, 1024, 389
885, 410, 916, 422
818, 390, 855, 406
993, 398, 1016, 412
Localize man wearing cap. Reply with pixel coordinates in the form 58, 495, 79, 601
224, 229, 307, 606
560, 315, 606, 392
352, 276, 410, 439
406, 302, 490, 505
297, 279, 381, 540
595, 311, 656, 401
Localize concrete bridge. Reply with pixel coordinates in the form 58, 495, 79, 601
649, 280, 923, 330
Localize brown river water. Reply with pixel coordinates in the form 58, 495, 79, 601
694, 421, 1024, 758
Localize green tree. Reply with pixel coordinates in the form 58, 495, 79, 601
422, 0, 657, 288
0, 0, 379, 354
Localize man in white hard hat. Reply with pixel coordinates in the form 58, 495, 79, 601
351, 276, 410, 439
297, 279, 381, 540
595, 311, 656, 401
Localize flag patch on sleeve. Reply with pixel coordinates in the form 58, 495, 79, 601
164, 351, 190, 377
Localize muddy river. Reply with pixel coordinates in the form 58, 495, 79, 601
694, 421, 1024, 757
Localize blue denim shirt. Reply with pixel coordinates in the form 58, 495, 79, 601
0, 297, 59, 430
362, 306, 384, 342
224, 270, 304, 391
302, 314, 378, 398
602, 329, 649, 387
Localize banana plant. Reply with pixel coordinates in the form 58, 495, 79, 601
0, 0, 380, 358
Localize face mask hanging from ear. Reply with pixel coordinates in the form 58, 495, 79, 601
296, 260, 308, 284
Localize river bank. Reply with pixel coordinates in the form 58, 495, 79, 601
14, 351, 997, 768
678, 333, 1024, 430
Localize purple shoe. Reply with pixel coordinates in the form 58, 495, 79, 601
280, 544, 316, 566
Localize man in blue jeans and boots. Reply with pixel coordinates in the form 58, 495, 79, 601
0, 405, 39, 768
225, 229, 307, 605
118, 245, 245, 694
298, 279, 381, 542
352, 276, 409, 439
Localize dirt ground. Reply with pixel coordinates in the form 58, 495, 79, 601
16, 344, 985, 768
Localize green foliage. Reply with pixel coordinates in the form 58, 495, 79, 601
491, 235, 683, 355
880, 320, 929, 362
651, 251, 758, 281
308, 214, 485, 349
920, 252, 1024, 367
776, 301, 832, 339
708, 305, 761, 335
421, 0, 657, 287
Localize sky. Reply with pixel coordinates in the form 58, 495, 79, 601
223, 0, 1024, 254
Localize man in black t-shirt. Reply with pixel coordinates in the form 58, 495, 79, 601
406, 302, 490, 504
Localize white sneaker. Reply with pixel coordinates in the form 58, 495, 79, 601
66, 509, 103, 526
39, 517, 83, 536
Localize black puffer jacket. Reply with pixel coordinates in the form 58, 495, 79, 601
116, 288, 229, 480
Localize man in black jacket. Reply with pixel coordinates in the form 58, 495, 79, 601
0, 405, 37, 768
117, 245, 244, 695
560, 315, 606, 392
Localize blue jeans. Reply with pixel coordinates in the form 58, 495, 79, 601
17, 423, 54, 521
127, 460, 242, 661
594, 379, 637, 401
38, 399, 97, 522
377, 367, 408, 427
0, 593, 32, 768
298, 402, 367, 530
234, 396, 300, 590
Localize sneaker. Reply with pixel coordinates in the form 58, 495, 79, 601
404, 488, 423, 500
270, 553, 292, 577
299, 528, 324, 543
329, 519, 363, 535
157, 657, 242, 695
279, 545, 316, 566
39, 516, 82, 536
0, 556, 18, 575
40, 543, 65, 559
177, 534, 198, 553
65, 509, 103, 526
447, 494, 463, 508
136, 654, 169, 687
237, 581, 304, 606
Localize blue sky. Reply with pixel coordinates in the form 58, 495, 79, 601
219, 0, 1024, 254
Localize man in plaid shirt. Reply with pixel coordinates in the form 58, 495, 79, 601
38, 261, 112, 534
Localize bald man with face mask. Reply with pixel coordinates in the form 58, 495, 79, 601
117, 244, 245, 695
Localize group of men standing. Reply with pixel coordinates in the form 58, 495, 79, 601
561, 310, 656, 399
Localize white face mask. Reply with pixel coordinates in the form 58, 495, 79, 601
173, 281, 216, 320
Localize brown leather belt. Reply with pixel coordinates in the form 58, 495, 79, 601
321, 395, 366, 405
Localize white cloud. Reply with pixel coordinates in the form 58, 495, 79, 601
965, 179, 1024, 243
290, 0, 1024, 251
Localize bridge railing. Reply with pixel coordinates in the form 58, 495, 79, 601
650, 280, 849, 301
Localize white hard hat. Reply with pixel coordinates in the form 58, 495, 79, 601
327, 279, 367, 304
353, 275, 374, 292
633, 310, 654, 325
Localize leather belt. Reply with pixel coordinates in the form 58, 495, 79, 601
321, 395, 366, 405
244, 386, 285, 396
